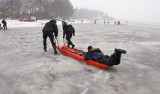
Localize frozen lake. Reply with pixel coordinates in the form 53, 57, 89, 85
0, 22, 160, 94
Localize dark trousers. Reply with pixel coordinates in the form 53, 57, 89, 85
66, 38, 74, 47
100, 53, 121, 66
3, 24, 7, 30
43, 33, 56, 51
109, 53, 121, 65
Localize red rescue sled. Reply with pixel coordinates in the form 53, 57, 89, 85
56, 45, 110, 69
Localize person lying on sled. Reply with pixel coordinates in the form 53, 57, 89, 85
84, 46, 127, 66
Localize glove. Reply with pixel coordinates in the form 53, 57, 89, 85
63, 36, 65, 38
73, 33, 75, 36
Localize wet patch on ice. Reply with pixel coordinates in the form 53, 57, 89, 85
83, 68, 94, 73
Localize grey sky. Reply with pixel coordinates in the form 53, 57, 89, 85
70, 0, 160, 23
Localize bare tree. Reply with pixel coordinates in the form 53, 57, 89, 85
0, 0, 107, 20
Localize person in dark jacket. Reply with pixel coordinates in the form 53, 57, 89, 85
42, 19, 58, 54
1, 19, 7, 30
62, 21, 75, 48
104, 20, 106, 24
117, 21, 120, 25
0, 24, 2, 30
84, 46, 127, 66
94, 20, 96, 24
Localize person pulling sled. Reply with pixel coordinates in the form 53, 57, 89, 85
62, 21, 75, 49
42, 19, 58, 54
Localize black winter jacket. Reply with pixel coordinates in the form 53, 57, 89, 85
42, 20, 58, 37
2, 19, 7, 25
63, 24, 75, 39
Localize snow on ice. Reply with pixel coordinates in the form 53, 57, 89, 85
0, 20, 160, 94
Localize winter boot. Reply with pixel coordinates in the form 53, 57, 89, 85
43, 45, 47, 52
54, 50, 57, 54
43, 41, 47, 52
53, 45, 57, 54
115, 48, 127, 54
72, 45, 75, 49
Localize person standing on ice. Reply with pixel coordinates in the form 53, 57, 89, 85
107, 21, 109, 24
114, 21, 116, 25
94, 20, 96, 24
62, 21, 75, 48
0, 24, 2, 30
42, 19, 58, 54
84, 46, 127, 66
117, 21, 120, 25
104, 20, 106, 24
1, 19, 7, 30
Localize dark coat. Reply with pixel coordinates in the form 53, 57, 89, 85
84, 50, 99, 61
84, 48, 115, 66
84, 48, 103, 61
63, 24, 75, 39
2, 19, 7, 25
42, 20, 58, 37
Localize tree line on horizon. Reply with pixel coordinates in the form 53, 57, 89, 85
0, 0, 112, 20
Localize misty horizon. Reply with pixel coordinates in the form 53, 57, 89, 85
70, 0, 160, 23
0, 0, 159, 23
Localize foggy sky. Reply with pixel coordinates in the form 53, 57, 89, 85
70, 0, 160, 23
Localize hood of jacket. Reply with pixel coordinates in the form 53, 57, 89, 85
50, 19, 56, 23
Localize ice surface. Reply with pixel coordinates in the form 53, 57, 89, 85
0, 20, 160, 94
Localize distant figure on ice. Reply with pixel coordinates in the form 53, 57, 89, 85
114, 21, 116, 25
84, 46, 127, 66
42, 19, 58, 54
94, 20, 96, 24
104, 20, 106, 24
107, 21, 109, 24
36, 18, 38, 22
62, 21, 75, 48
117, 21, 120, 25
81, 19, 83, 24
1, 19, 7, 30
